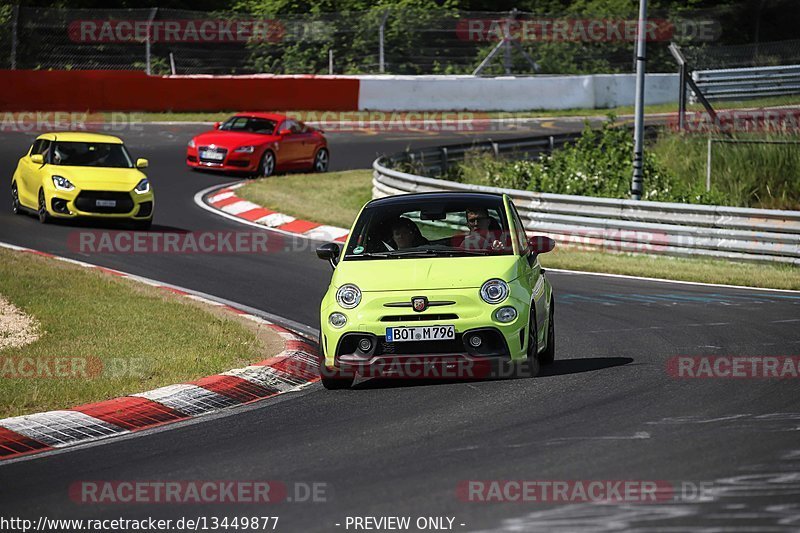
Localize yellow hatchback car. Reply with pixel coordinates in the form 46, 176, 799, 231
11, 132, 154, 229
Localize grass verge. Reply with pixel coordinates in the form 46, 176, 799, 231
237, 169, 373, 229
0, 248, 284, 418
237, 169, 799, 290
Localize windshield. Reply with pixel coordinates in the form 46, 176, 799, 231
344, 197, 513, 260
219, 116, 277, 134
49, 141, 133, 168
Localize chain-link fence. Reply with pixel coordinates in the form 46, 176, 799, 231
3, 4, 797, 76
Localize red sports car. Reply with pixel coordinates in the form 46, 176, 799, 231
186, 112, 329, 177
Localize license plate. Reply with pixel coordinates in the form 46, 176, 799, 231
201, 151, 224, 161
386, 325, 455, 343
96, 199, 116, 207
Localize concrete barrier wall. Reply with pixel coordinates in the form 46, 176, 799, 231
357, 74, 679, 111
0, 70, 678, 112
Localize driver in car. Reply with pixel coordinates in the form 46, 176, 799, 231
391, 217, 428, 249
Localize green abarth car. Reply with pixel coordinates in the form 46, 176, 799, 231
315, 192, 556, 389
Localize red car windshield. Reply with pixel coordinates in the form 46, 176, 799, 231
219, 116, 277, 135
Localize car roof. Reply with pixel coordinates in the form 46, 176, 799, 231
36, 132, 124, 144
366, 191, 505, 209
230, 112, 288, 122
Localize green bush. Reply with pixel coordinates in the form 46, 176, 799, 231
450, 117, 799, 208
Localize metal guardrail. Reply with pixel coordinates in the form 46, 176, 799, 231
372, 139, 800, 265
381, 132, 584, 177
691, 64, 800, 102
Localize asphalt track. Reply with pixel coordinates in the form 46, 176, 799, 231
0, 119, 799, 532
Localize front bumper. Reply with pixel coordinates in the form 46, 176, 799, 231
186, 148, 257, 172
320, 286, 531, 372
46, 187, 154, 220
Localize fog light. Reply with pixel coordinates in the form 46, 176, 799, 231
358, 338, 373, 352
494, 306, 518, 323
329, 313, 347, 328
468, 334, 483, 348
51, 198, 69, 214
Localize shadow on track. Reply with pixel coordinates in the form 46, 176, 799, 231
351, 356, 634, 390
538, 356, 634, 378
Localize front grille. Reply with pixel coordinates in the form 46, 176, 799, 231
381, 314, 459, 322
198, 146, 228, 163
228, 160, 250, 168
74, 191, 134, 214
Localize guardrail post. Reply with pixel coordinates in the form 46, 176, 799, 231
441, 147, 448, 174
491, 142, 499, 158
548, 136, 554, 154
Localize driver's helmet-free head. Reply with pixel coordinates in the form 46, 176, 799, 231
52, 145, 66, 164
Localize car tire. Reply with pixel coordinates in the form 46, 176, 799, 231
318, 335, 354, 390
312, 148, 329, 173
257, 150, 275, 178
539, 298, 555, 366
37, 189, 50, 224
522, 307, 540, 378
11, 182, 22, 215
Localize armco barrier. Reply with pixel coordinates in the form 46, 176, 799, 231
0, 70, 360, 112
692, 64, 800, 102
373, 144, 800, 265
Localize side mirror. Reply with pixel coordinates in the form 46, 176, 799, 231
528, 236, 556, 255
136, 158, 149, 169
213, 122, 221, 130
30, 154, 44, 165
278, 129, 292, 136
316, 242, 341, 269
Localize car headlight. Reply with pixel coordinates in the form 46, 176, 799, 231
134, 179, 150, 194
187, 138, 195, 148
52, 175, 75, 191
329, 312, 347, 328
494, 306, 518, 323
234, 145, 255, 153
336, 284, 361, 309
480, 279, 509, 304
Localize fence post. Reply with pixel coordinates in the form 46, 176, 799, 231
379, 10, 390, 73
169, 52, 176, 75
630, 0, 648, 200
10, 4, 19, 70
145, 7, 158, 75
328, 49, 333, 74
